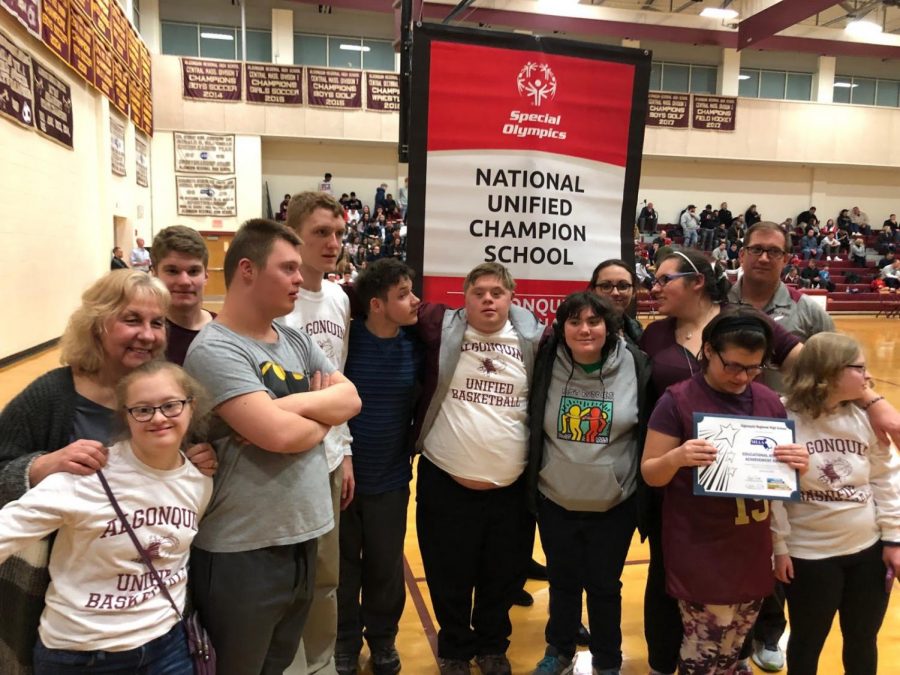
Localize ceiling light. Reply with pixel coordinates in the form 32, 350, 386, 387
700, 7, 739, 19
845, 18, 882, 36
738, 74, 751, 80
340, 44, 371, 52
200, 32, 234, 41
833, 82, 859, 88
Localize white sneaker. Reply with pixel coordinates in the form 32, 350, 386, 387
834, 257, 842, 261
751, 640, 785, 672
826, 256, 832, 261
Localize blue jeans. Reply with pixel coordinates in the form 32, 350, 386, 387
683, 228, 699, 248
33, 622, 191, 674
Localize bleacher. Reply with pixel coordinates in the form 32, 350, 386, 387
636, 228, 898, 317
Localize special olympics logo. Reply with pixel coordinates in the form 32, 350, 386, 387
516, 62, 557, 107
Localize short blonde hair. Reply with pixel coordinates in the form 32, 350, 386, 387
60, 270, 170, 375
463, 262, 516, 293
783, 332, 862, 418
286, 191, 344, 234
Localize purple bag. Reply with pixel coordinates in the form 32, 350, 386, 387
98, 471, 216, 674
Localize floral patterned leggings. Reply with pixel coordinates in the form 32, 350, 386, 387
677, 599, 762, 674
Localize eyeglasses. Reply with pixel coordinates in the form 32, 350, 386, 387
126, 398, 192, 422
744, 245, 788, 258
845, 364, 867, 372
653, 272, 697, 288
594, 281, 634, 293
715, 352, 765, 377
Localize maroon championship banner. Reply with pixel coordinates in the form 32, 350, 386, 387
126, 23, 139, 78
306, 67, 361, 109
91, 0, 110, 46
245, 62, 302, 105
128, 72, 141, 127
41, 0, 69, 62
2, 0, 40, 38
692, 94, 737, 131
646, 91, 690, 128
111, 53, 128, 114
406, 25, 649, 322
33, 58, 73, 148
93, 33, 114, 98
365, 71, 399, 112
0, 28, 34, 128
68, 1, 94, 83
140, 87, 151, 135
182, 58, 242, 101
110, 0, 127, 61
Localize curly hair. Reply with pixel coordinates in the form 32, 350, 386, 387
59, 270, 170, 375
783, 332, 862, 419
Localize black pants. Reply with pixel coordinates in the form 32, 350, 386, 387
416, 457, 530, 660
337, 487, 410, 655
737, 584, 786, 660
538, 494, 636, 670
190, 540, 317, 675
784, 542, 890, 675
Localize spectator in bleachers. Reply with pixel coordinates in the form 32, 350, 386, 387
881, 258, 900, 289
820, 218, 835, 236
820, 232, 840, 260
339, 193, 351, 208
715, 220, 729, 246
319, 172, 334, 195
817, 265, 836, 292
726, 241, 740, 270
850, 237, 867, 267
885, 213, 898, 232
712, 241, 729, 266
718, 202, 733, 227
398, 178, 409, 221
653, 230, 668, 247
783, 266, 801, 286
374, 183, 388, 212
638, 201, 659, 233
680, 205, 700, 248
837, 208, 853, 231
836, 229, 851, 258
636, 259, 655, 290
850, 206, 870, 234
796, 207, 818, 229
347, 205, 361, 225
800, 228, 822, 260
278, 193, 291, 221
745, 204, 761, 227
699, 204, 719, 252
111, 246, 128, 270
877, 225, 895, 255
727, 217, 745, 247
383, 193, 398, 220
877, 248, 896, 270
347, 192, 363, 211
801, 259, 821, 287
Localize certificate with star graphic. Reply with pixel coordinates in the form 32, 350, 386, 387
692, 413, 800, 501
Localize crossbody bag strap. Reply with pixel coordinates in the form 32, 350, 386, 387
96, 470, 183, 621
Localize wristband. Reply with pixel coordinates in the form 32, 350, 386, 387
861, 395, 885, 411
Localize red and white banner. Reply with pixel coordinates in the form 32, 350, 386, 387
407, 26, 649, 322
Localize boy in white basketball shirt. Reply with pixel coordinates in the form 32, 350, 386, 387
284, 191, 354, 674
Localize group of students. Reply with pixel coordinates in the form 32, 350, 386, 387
0, 206, 899, 675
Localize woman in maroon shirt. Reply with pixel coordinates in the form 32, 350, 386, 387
641, 309, 807, 674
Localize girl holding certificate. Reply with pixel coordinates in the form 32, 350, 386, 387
641, 308, 808, 674
774, 333, 900, 675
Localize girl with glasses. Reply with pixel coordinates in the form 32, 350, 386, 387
0, 360, 213, 674
588, 259, 643, 344
638, 249, 802, 675
774, 333, 900, 675
641, 308, 808, 674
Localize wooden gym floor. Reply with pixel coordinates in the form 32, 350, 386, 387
2, 316, 898, 675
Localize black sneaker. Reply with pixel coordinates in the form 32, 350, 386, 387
438, 657, 472, 675
371, 645, 402, 675
512, 588, 534, 607
335, 650, 358, 675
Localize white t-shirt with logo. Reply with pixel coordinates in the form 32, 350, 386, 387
282, 280, 352, 471
0, 441, 212, 651
424, 321, 529, 486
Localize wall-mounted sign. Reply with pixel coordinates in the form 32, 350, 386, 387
692, 94, 737, 131
174, 132, 235, 174
176, 175, 237, 217
33, 58, 74, 148
182, 58, 242, 101
366, 71, 400, 112
0, 28, 34, 128
646, 91, 690, 128
306, 67, 361, 109
245, 62, 302, 105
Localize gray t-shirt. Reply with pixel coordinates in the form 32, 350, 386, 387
184, 321, 335, 553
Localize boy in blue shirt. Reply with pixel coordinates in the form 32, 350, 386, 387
336, 259, 423, 675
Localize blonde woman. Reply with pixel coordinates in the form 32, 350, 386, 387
0, 270, 216, 673
774, 333, 900, 675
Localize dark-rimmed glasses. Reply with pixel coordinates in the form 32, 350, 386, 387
715, 352, 765, 377
845, 364, 867, 372
126, 398, 193, 422
594, 281, 634, 293
744, 245, 789, 258
653, 272, 697, 288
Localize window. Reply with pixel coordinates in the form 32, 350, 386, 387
294, 34, 328, 66
329, 37, 362, 69
738, 68, 813, 101
132, 0, 140, 32
363, 40, 395, 72
245, 30, 272, 63
199, 25, 237, 60
161, 21, 198, 57
834, 75, 900, 107
651, 62, 719, 94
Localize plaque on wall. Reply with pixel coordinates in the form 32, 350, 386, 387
174, 132, 235, 174
176, 175, 237, 217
